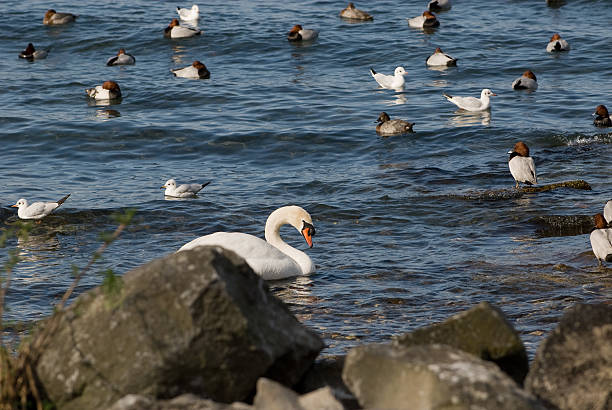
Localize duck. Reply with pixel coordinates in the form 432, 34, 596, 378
604, 200, 612, 223
508, 141, 537, 188
176, 4, 199, 20
590, 213, 612, 266
512, 70, 538, 90
178, 205, 316, 280
443, 89, 496, 112
339, 3, 373, 21
11, 194, 70, 220
370, 66, 407, 91
164, 18, 201, 38
85, 81, 122, 100
287, 25, 318, 42
106, 48, 135, 66
407, 11, 439, 29
19, 43, 48, 60
428, 0, 451, 12
170, 60, 210, 79
593, 105, 612, 127
375, 112, 415, 136
162, 179, 210, 197
546, 33, 570, 52
426, 47, 457, 66
43, 9, 77, 25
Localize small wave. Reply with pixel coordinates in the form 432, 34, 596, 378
562, 133, 612, 146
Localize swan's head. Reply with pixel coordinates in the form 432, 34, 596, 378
481, 89, 496, 98
394, 67, 407, 76
267, 205, 316, 248
12, 199, 28, 208
594, 213, 608, 229
162, 179, 177, 189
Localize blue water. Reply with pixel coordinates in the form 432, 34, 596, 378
1, 0, 611, 356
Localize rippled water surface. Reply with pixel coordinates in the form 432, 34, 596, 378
1, 0, 611, 356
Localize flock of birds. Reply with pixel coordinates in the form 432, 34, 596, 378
10, 0, 612, 278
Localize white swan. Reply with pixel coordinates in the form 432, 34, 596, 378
178, 205, 316, 280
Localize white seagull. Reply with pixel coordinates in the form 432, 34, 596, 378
161, 179, 211, 198
443, 89, 496, 112
370, 66, 407, 91
508, 141, 537, 188
176, 4, 199, 21
12, 194, 70, 220
590, 214, 612, 266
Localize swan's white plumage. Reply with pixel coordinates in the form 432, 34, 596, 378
178, 205, 315, 280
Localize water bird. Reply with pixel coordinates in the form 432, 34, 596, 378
593, 105, 612, 127
370, 66, 407, 91
11, 194, 70, 220
546, 33, 570, 52
287, 25, 318, 42
161, 179, 210, 197
428, 0, 451, 12
407, 11, 439, 29
512, 70, 538, 90
170, 60, 210, 79
43, 9, 77, 25
508, 141, 537, 188
375, 112, 415, 136
164, 18, 201, 38
604, 200, 612, 223
178, 205, 316, 280
443, 89, 496, 112
426, 47, 457, 66
85, 81, 122, 100
176, 4, 199, 20
19, 43, 48, 60
106, 49, 135, 66
339, 3, 373, 20
590, 213, 612, 266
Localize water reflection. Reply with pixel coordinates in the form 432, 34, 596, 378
448, 110, 491, 127
87, 97, 122, 107
270, 275, 316, 308
17, 232, 60, 263
386, 93, 407, 105
427, 65, 454, 73
172, 44, 187, 64
546, 0, 565, 8
95, 109, 121, 120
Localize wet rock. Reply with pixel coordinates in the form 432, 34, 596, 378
525, 303, 612, 410
295, 356, 358, 409
342, 343, 544, 410
447, 180, 591, 202
393, 301, 528, 385
253, 378, 343, 410
35, 246, 323, 410
0, 206, 14, 223
530, 214, 593, 237
109, 394, 252, 410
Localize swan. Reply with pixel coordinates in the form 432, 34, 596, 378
178, 205, 316, 280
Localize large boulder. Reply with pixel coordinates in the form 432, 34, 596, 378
35, 246, 324, 410
525, 303, 612, 410
253, 378, 343, 410
342, 343, 544, 410
109, 394, 252, 410
295, 356, 358, 409
393, 301, 528, 385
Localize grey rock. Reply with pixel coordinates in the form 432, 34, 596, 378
525, 303, 612, 410
295, 356, 359, 409
342, 343, 544, 410
530, 214, 593, 237
253, 378, 343, 410
109, 394, 252, 410
393, 301, 528, 385
35, 247, 323, 410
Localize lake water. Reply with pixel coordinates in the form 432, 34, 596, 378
1, 0, 611, 357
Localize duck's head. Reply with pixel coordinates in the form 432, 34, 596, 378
191, 4, 199, 13
594, 213, 608, 229
509, 141, 530, 157
550, 33, 561, 42
423, 10, 437, 20
266, 205, 316, 248
21, 43, 35, 56
434, 47, 443, 53
376, 112, 391, 124
347, 2, 355, 8
169, 18, 180, 28
102, 80, 121, 93
161, 179, 176, 189
117, 48, 126, 55
193, 60, 207, 70
523, 70, 537, 81
11, 199, 27, 209
594, 105, 609, 118
44, 9, 56, 19
287, 24, 303, 40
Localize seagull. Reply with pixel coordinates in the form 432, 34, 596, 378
508, 141, 537, 188
86, 81, 122, 100
12, 194, 70, 220
171, 61, 210, 79
443, 89, 496, 112
370, 67, 407, 91
176, 4, 199, 20
106, 48, 135, 66
162, 179, 211, 198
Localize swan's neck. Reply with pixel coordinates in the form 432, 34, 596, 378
264, 210, 314, 274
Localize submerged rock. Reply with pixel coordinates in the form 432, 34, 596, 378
393, 301, 529, 385
35, 246, 323, 410
525, 303, 612, 410
342, 343, 543, 410
530, 214, 594, 237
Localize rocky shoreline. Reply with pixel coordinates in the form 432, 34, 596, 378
25, 247, 612, 409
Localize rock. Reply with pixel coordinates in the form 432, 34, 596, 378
109, 394, 252, 410
525, 303, 612, 410
530, 214, 593, 237
35, 247, 323, 410
253, 378, 343, 410
342, 343, 544, 410
393, 301, 528, 385
295, 356, 359, 409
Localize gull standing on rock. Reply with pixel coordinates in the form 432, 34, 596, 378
12, 194, 70, 220
512, 70, 538, 90
176, 4, 199, 21
339, 3, 373, 21
508, 141, 537, 188
162, 179, 211, 198
590, 214, 612, 266
443, 89, 496, 112
370, 67, 407, 91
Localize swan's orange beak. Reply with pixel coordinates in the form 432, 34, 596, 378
302, 227, 313, 248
